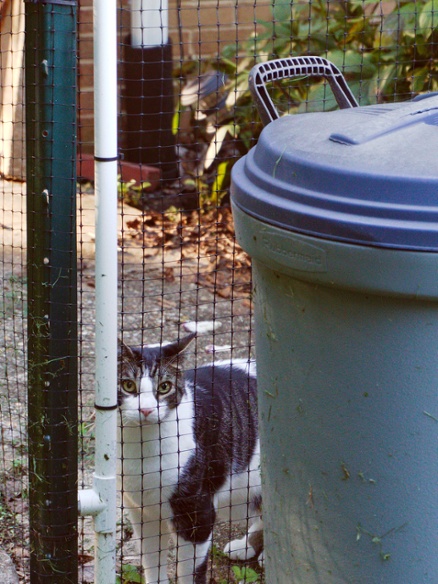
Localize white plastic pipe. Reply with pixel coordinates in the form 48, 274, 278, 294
131, 0, 169, 47
78, 1, 119, 583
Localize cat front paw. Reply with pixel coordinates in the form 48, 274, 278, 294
223, 537, 257, 562
257, 550, 264, 567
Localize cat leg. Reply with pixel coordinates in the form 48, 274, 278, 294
173, 534, 212, 584
139, 521, 171, 584
132, 516, 172, 584
169, 475, 216, 583
125, 504, 170, 584
258, 549, 264, 567
223, 516, 264, 562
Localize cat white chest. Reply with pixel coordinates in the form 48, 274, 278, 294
118, 403, 195, 506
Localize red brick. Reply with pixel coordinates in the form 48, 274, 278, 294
77, 153, 161, 189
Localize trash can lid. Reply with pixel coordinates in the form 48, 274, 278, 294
231, 94, 438, 250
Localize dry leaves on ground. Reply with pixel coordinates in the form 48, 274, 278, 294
122, 204, 252, 302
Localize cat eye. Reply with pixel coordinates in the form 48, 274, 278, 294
157, 380, 173, 395
121, 379, 137, 394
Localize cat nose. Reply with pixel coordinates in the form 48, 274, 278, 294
140, 408, 154, 418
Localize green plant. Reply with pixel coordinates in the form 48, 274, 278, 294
115, 563, 143, 584
179, 0, 438, 202
231, 565, 260, 583
222, 0, 437, 112
117, 175, 152, 207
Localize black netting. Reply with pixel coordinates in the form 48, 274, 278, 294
0, 1, 436, 582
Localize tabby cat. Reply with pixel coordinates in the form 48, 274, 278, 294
117, 333, 263, 584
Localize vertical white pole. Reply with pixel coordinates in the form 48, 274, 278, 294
131, 0, 169, 47
80, 1, 119, 583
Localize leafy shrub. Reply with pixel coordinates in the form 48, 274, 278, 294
180, 0, 437, 202
220, 0, 438, 117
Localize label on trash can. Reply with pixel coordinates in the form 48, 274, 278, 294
260, 227, 327, 272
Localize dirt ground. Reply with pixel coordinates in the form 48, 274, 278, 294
0, 179, 263, 583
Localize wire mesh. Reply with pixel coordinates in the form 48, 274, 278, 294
0, 0, 436, 582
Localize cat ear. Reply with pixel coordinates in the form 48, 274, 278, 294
118, 339, 136, 361
177, 332, 196, 352
160, 332, 196, 361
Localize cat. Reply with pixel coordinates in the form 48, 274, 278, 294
117, 333, 263, 584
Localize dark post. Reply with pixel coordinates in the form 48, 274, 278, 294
25, 1, 78, 582
123, 39, 178, 181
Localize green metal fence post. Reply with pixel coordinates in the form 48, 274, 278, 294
25, 1, 78, 582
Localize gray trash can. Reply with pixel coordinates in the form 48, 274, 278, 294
231, 57, 438, 583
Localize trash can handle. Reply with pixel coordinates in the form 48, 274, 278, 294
249, 56, 359, 126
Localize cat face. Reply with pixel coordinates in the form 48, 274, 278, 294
117, 334, 195, 427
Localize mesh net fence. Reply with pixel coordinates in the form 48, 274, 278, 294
0, 0, 436, 582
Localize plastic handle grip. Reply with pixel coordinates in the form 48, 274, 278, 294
249, 56, 359, 126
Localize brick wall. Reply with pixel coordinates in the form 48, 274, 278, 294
78, 0, 273, 153
78, 1, 94, 153
168, 0, 272, 58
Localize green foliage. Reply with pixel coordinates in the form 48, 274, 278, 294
115, 564, 143, 584
220, 0, 438, 114
231, 565, 260, 583
117, 175, 152, 208
179, 0, 438, 202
